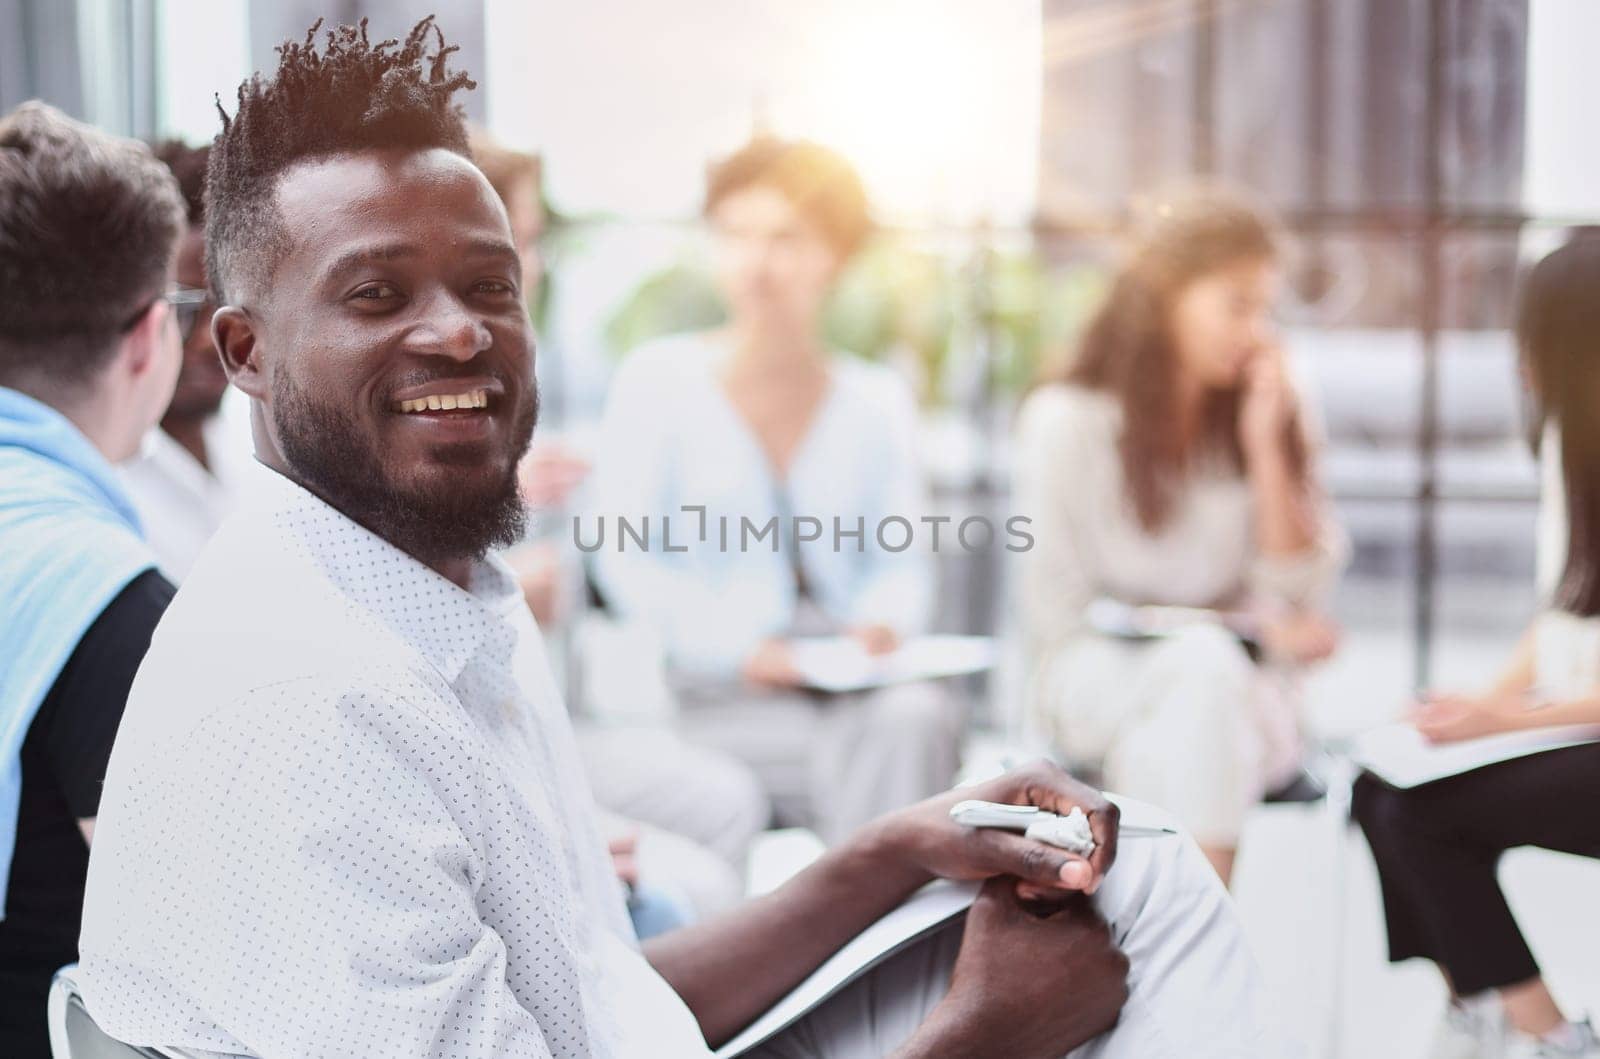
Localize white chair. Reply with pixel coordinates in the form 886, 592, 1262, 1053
48, 966, 193, 1059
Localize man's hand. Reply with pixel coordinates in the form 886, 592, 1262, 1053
898, 878, 1130, 1059
876, 760, 1119, 896
646, 761, 1119, 1047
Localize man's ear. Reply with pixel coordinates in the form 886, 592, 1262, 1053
120, 300, 170, 378
213, 306, 265, 399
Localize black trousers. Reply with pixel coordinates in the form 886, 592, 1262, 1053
1351, 742, 1600, 996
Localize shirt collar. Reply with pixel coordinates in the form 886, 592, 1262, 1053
245, 461, 522, 684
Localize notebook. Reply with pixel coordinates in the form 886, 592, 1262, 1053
1352, 721, 1600, 789
787, 635, 995, 694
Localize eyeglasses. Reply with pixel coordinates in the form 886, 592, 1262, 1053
120, 287, 213, 342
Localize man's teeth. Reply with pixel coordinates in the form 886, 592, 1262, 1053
396, 389, 489, 413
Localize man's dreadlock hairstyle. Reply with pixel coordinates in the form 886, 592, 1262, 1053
204, 16, 476, 304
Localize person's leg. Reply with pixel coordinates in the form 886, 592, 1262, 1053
673, 685, 824, 831
1351, 744, 1600, 1036
1349, 774, 1447, 973
1071, 807, 1280, 1058
1033, 635, 1144, 773
575, 723, 771, 863
1099, 625, 1263, 884
1499, 976, 1567, 1039
746, 804, 1282, 1059
808, 681, 964, 844
676, 681, 962, 844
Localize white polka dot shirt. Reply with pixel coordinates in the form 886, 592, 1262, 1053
78, 463, 713, 1058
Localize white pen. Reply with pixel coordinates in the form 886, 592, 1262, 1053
949, 799, 1177, 856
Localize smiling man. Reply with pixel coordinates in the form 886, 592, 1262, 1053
77, 18, 1276, 1059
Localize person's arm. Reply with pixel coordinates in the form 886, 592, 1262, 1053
1485, 621, 1539, 698
1240, 352, 1349, 664
644, 760, 1120, 1048
1245, 436, 1319, 557
35, 568, 175, 844
1506, 694, 1600, 727
1412, 686, 1600, 743
1410, 621, 1600, 741
1239, 348, 1320, 558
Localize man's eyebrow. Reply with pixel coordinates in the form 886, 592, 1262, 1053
320, 243, 423, 282
319, 239, 520, 282
462, 238, 522, 267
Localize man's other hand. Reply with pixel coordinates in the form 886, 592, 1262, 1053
898, 878, 1129, 1059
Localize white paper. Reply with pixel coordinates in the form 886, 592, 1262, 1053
787, 635, 995, 693
1084, 599, 1252, 641
715, 879, 980, 1057
1352, 721, 1600, 789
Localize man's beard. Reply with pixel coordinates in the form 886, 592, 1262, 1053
272, 367, 537, 567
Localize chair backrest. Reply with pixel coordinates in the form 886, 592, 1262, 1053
48, 968, 181, 1059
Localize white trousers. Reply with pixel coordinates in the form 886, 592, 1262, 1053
671, 680, 965, 846
745, 811, 1289, 1059
1036, 625, 1301, 847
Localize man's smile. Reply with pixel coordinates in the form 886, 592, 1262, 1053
394, 387, 489, 413
383, 375, 514, 442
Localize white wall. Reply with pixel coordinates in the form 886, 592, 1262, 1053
153, 0, 250, 143
1525, 0, 1600, 217
483, 0, 1042, 226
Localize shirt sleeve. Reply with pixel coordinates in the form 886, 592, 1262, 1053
1011, 389, 1101, 655
85, 679, 559, 1059
36, 568, 174, 819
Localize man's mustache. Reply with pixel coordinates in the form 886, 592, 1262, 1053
381, 362, 519, 402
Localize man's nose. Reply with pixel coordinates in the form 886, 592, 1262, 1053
409, 293, 492, 361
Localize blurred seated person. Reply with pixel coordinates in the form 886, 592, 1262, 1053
589, 136, 963, 842
473, 131, 771, 911
0, 102, 185, 1057
1012, 189, 1346, 884
119, 141, 255, 583
1352, 239, 1600, 1059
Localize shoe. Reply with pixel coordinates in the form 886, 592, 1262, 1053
1504, 1019, 1600, 1058
1431, 997, 1506, 1059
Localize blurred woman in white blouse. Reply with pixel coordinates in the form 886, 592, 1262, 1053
1012, 190, 1346, 883
589, 137, 961, 842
